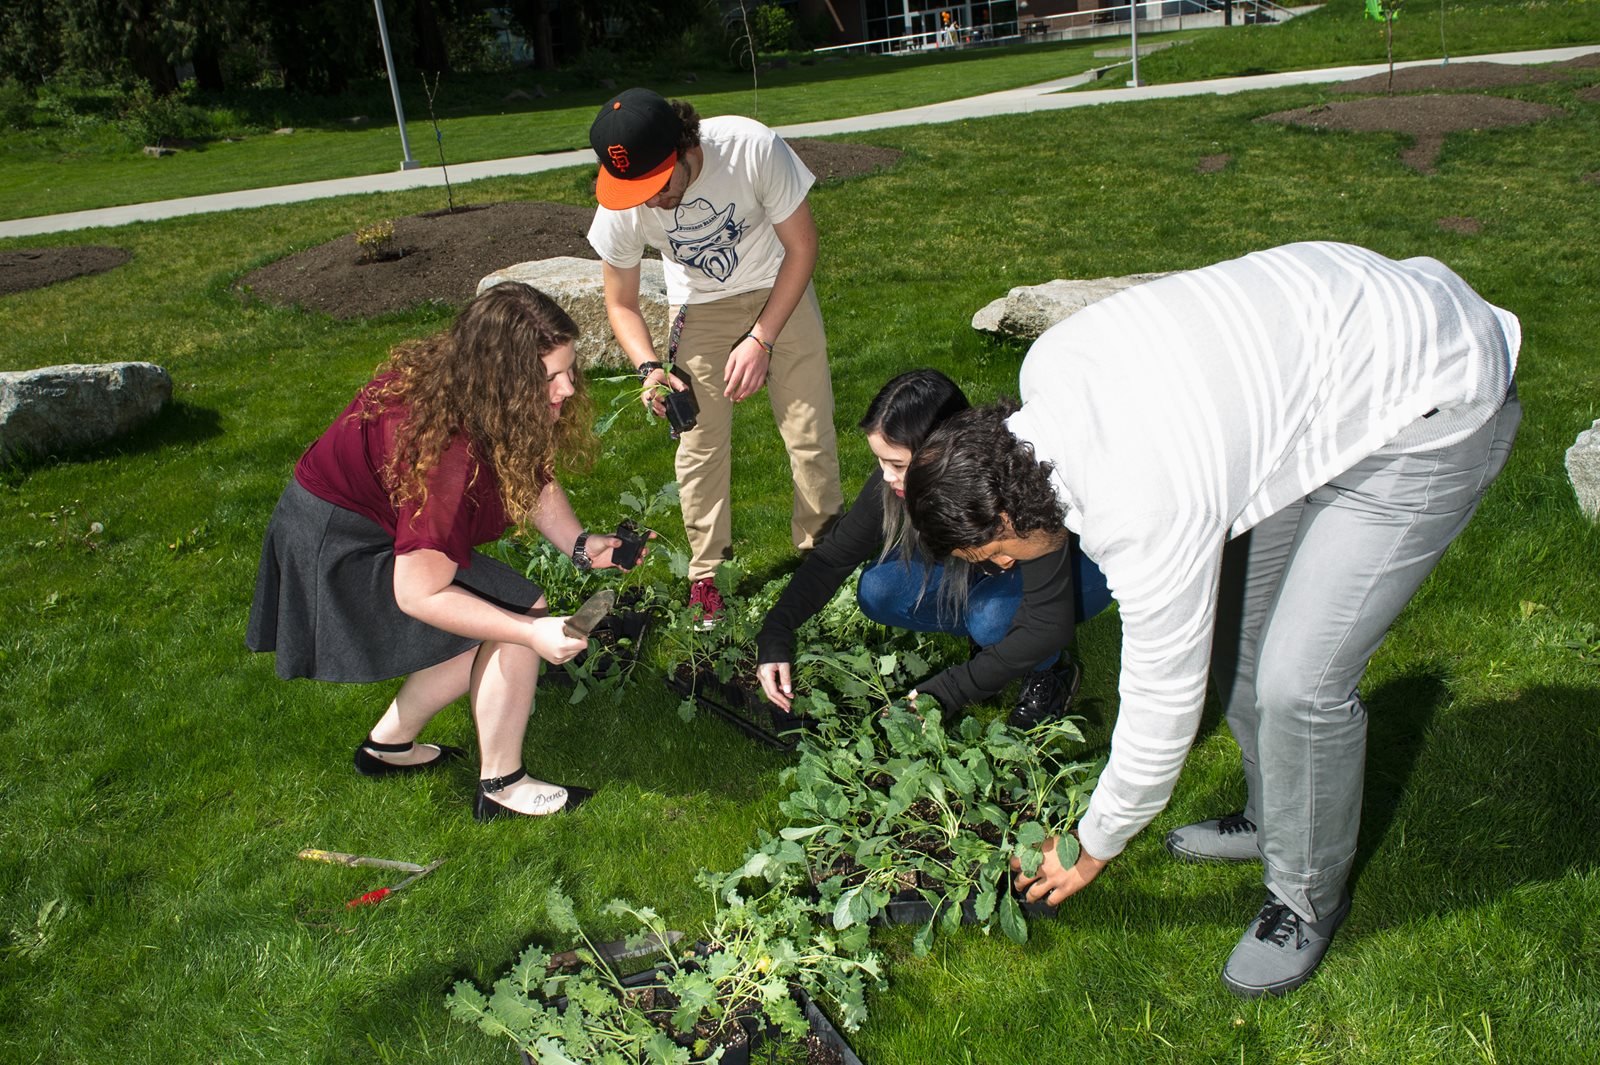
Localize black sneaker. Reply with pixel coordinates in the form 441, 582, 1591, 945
1221, 892, 1351, 998
1008, 660, 1082, 730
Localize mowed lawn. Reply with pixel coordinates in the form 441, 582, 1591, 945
3, 19, 1600, 1065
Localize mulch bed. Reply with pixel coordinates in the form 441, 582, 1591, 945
1, 245, 131, 297
238, 138, 901, 321
1258, 94, 1563, 174
236, 201, 597, 320
1330, 60, 1566, 94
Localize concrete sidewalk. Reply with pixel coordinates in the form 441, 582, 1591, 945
2, 45, 1593, 240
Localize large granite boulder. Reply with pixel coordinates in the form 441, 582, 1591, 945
1566, 418, 1600, 520
0, 362, 172, 462
972, 272, 1176, 341
477, 256, 669, 372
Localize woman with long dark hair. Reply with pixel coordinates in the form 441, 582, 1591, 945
754, 369, 1109, 723
248, 282, 637, 820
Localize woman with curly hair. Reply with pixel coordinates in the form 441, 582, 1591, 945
248, 282, 636, 820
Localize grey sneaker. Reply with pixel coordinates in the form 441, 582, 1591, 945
1164, 812, 1260, 863
1221, 892, 1351, 998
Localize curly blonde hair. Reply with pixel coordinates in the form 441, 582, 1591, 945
365, 282, 596, 527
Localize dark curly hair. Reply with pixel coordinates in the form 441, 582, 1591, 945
670, 99, 701, 157
903, 399, 1065, 560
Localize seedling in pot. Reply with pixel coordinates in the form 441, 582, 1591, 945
612, 518, 647, 570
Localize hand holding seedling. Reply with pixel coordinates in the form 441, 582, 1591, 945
1012, 833, 1108, 907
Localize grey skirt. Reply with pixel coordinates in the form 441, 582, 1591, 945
246, 480, 542, 683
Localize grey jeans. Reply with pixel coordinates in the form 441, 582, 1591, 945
1211, 389, 1521, 921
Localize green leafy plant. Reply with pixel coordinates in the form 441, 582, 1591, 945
354, 220, 399, 263
710, 648, 1100, 954
447, 883, 882, 1062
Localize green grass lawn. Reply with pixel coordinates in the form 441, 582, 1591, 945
6, 0, 1600, 222
4, 16, 1600, 1065
0, 38, 1126, 223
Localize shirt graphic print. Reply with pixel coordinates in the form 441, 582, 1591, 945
667, 197, 748, 283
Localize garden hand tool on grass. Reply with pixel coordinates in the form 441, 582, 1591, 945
345, 858, 445, 908
297, 848, 426, 873
545, 930, 684, 972
562, 588, 616, 639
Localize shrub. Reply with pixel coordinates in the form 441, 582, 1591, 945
118, 80, 214, 147
0, 79, 33, 129
353, 220, 399, 263
753, 2, 798, 53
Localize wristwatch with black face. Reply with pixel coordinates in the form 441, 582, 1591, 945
571, 531, 593, 572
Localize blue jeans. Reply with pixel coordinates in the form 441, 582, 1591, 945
855, 548, 1111, 669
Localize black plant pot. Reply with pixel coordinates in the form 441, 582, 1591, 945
663, 365, 699, 434
611, 518, 647, 570
869, 882, 1058, 929
544, 609, 651, 685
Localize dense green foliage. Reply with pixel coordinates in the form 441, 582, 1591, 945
2, 11, 1599, 1064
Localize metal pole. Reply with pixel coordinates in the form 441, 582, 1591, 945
373, 0, 420, 170
1129, 1, 1142, 86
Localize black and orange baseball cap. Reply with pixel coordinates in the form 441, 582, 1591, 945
589, 88, 682, 210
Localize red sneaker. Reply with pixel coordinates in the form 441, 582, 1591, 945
688, 576, 724, 629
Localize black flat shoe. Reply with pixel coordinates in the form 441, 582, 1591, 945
473, 767, 593, 821
353, 736, 466, 778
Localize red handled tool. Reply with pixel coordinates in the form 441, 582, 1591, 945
346, 858, 445, 908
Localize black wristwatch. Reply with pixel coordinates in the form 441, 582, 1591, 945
636, 360, 665, 382
571, 531, 593, 572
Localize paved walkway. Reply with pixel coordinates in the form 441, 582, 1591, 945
2, 45, 1594, 239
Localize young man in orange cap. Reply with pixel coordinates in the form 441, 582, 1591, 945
586, 89, 842, 627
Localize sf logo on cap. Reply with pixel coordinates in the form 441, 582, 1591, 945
608, 145, 630, 172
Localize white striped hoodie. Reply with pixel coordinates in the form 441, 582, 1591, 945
1007, 242, 1519, 860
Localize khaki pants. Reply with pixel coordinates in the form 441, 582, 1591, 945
673, 284, 842, 580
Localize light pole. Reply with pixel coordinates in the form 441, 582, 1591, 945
1128, 0, 1142, 86
373, 0, 420, 170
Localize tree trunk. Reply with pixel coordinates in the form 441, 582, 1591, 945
191, 35, 225, 91
411, 0, 451, 74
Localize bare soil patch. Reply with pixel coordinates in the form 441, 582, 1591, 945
1332, 61, 1564, 95
1583, 172, 1600, 187
1558, 51, 1600, 69
1, 245, 132, 297
1258, 95, 1562, 174
1436, 216, 1482, 235
1578, 85, 1600, 104
239, 138, 901, 321
1196, 153, 1232, 174
238, 201, 596, 320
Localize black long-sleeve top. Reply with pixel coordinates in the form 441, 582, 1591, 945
754, 468, 1077, 711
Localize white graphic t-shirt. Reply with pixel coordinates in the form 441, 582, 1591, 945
587, 115, 815, 305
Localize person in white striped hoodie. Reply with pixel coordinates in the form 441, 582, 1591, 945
904, 241, 1521, 996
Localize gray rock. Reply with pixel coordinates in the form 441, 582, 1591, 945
477, 257, 669, 372
503, 89, 534, 103
0, 362, 172, 462
972, 273, 1176, 341
142, 145, 177, 157
1566, 418, 1600, 520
